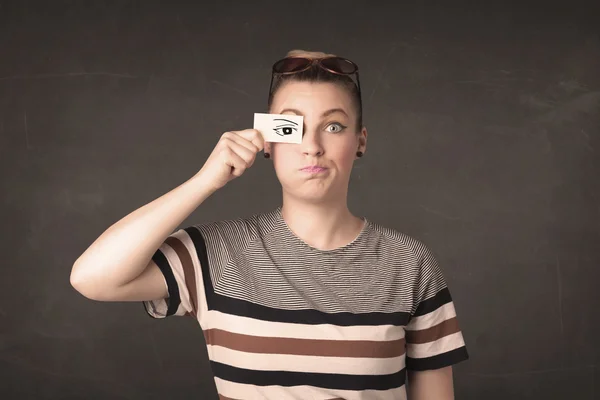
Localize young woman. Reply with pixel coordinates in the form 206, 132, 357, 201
70, 49, 469, 400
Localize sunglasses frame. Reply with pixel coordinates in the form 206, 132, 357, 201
268, 56, 362, 108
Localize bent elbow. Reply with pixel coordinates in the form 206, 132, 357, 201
69, 264, 105, 301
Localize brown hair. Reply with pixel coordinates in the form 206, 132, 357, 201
267, 49, 363, 130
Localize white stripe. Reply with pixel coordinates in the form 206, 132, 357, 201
406, 331, 465, 359
214, 378, 407, 400
160, 231, 200, 315
207, 345, 405, 375
207, 310, 405, 341
405, 302, 457, 331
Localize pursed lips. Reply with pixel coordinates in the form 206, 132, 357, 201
300, 165, 328, 173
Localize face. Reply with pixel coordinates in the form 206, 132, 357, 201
267, 81, 367, 203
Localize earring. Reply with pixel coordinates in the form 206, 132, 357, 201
264, 152, 271, 159
356, 151, 363, 157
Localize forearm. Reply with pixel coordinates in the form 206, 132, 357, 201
407, 367, 454, 400
70, 171, 215, 293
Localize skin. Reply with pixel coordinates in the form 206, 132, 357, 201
265, 50, 456, 399
69, 46, 456, 398
266, 79, 367, 251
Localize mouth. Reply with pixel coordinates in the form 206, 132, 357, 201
300, 166, 328, 173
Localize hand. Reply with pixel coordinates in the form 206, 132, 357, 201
197, 129, 265, 191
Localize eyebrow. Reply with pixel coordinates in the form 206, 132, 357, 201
279, 108, 349, 118
273, 118, 299, 126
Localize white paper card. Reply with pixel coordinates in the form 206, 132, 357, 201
253, 113, 304, 144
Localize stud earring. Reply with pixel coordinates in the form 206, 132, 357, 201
264, 152, 271, 159
356, 151, 363, 157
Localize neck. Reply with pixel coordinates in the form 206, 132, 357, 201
279, 193, 364, 251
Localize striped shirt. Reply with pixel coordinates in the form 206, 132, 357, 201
143, 207, 469, 399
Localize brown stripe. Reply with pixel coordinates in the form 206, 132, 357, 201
166, 236, 198, 318
405, 317, 460, 344
204, 328, 405, 358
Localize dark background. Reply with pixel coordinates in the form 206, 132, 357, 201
1, 1, 599, 399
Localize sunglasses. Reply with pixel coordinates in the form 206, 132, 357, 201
269, 56, 362, 106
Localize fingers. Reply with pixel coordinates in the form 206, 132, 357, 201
222, 132, 258, 155
226, 151, 247, 177
231, 129, 265, 152
215, 129, 265, 180
218, 148, 246, 178
224, 138, 257, 167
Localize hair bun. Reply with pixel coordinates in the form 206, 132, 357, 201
285, 49, 337, 59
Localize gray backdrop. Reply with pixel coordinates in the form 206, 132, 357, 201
1, 1, 599, 399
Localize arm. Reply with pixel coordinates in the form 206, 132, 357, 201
69, 129, 263, 302
407, 366, 454, 400
70, 171, 216, 301
404, 240, 469, 399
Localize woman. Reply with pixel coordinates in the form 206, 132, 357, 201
70, 49, 469, 400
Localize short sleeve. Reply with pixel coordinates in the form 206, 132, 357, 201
404, 242, 469, 371
143, 227, 203, 319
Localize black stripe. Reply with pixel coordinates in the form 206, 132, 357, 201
151, 248, 181, 317
187, 225, 213, 293
216, 290, 410, 326
211, 361, 406, 391
186, 226, 411, 326
413, 287, 452, 317
406, 346, 469, 371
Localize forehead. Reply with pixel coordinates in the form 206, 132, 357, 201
270, 81, 354, 114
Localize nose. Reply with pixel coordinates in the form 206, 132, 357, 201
301, 128, 324, 157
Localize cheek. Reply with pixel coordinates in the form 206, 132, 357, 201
271, 138, 357, 171
272, 144, 298, 169
334, 139, 359, 167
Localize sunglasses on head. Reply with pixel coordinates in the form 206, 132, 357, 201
272, 56, 359, 75
269, 56, 362, 104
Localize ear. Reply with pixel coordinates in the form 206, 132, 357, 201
357, 126, 368, 155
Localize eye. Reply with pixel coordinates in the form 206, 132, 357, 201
273, 118, 300, 137
325, 122, 346, 133
274, 125, 298, 136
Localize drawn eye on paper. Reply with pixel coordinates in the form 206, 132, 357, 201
253, 113, 303, 144
273, 118, 299, 137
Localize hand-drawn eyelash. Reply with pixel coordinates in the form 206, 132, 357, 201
273, 118, 299, 136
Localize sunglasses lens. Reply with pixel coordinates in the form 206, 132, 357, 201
320, 57, 358, 74
273, 57, 312, 73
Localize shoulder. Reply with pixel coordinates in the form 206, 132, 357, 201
366, 219, 436, 265
191, 208, 279, 246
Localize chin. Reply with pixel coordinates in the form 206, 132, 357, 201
283, 181, 342, 204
